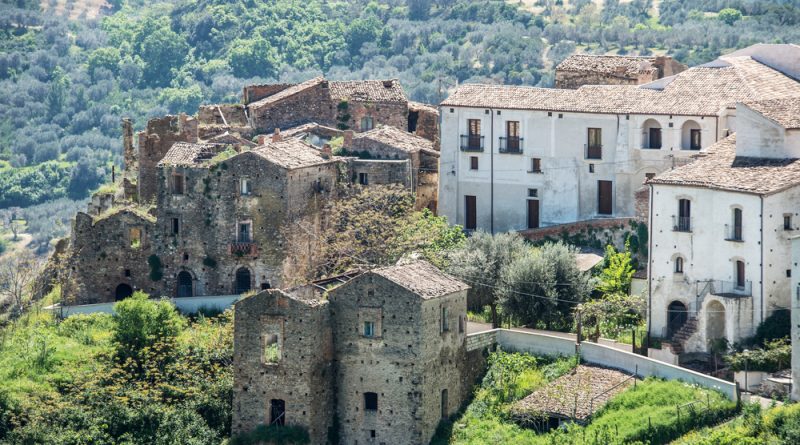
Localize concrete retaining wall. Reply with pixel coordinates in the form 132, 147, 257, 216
47, 295, 241, 317
483, 329, 737, 400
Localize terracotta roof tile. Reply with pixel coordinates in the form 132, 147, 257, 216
442, 56, 800, 116
648, 134, 800, 195
158, 142, 227, 167
743, 97, 800, 129
373, 260, 468, 299
354, 125, 436, 155
329, 79, 407, 104
251, 138, 335, 170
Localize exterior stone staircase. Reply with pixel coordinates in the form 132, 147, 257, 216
664, 316, 698, 355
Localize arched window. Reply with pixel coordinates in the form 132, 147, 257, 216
115, 283, 133, 301
667, 301, 688, 338
642, 118, 662, 149
681, 120, 701, 150
674, 257, 684, 274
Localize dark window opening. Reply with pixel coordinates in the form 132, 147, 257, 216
597, 180, 612, 215
261, 282, 271, 290
587, 128, 602, 159
172, 218, 180, 235
235, 267, 252, 294
465, 195, 477, 230
441, 389, 449, 419
270, 399, 286, 426
364, 392, 378, 411
124, 269, 131, 277
667, 301, 688, 338
238, 222, 251, 242
172, 174, 185, 195
359, 172, 369, 185
648, 127, 662, 149
531, 158, 541, 173
675, 257, 683, 274
785, 215, 793, 230
690, 129, 701, 150
408, 111, 419, 132
676, 199, 691, 232
528, 199, 539, 229
731, 208, 743, 241
470, 156, 478, 170
736, 261, 745, 289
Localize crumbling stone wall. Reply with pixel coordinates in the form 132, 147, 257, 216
242, 83, 294, 105
556, 70, 657, 89
232, 290, 334, 443
198, 104, 248, 127
409, 102, 440, 146
137, 114, 197, 203
68, 210, 157, 304
349, 159, 412, 188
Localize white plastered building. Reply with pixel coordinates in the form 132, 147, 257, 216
438, 44, 800, 233
649, 98, 800, 355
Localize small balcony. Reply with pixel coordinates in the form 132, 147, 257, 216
673, 216, 692, 232
460, 135, 484, 152
229, 241, 257, 256
585, 144, 602, 160
499, 137, 524, 154
710, 280, 752, 297
724, 224, 743, 242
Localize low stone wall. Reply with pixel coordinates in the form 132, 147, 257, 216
46, 295, 241, 317
466, 330, 497, 351
520, 217, 637, 243
484, 329, 738, 400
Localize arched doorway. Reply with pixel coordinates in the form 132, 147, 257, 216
706, 300, 726, 342
177, 271, 193, 298
681, 120, 701, 150
642, 118, 662, 149
115, 283, 133, 301
235, 267, 251, 294
667, 301, 688, 338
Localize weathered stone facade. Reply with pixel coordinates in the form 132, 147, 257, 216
232, 261, 471, 445
137, 114, 197, 203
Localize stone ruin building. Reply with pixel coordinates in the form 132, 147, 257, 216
555, 54, 687, 89
56, 78, 441, 305
232, 260, 474, 445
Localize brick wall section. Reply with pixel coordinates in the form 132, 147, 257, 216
232, 290, 334, 443
137, 115, 197, 203
635, 186, 650, 222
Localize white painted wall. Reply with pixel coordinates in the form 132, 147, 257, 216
790, 235, 800, 401
438, 104, 716, 232
736, 104, 800, 159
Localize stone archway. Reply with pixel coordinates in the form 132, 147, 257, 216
115, 283, 133, 301
177, 271, 193, 298
706, 300, 726, 342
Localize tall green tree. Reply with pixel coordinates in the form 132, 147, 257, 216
498, 242, 592, 330
46, 67, 70, 117
447, 231, 528, 328
228, 37, 279, 79
596, 243, 635, 295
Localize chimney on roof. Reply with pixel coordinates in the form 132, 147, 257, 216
272, 128, 282, 143
383, 79, 394, 88
321, 144, 332, 159
321, 80, 329, 88
343, 130, 354, 149
257, 135, 268, 145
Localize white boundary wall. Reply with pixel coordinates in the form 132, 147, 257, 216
46, 295, 241, 317
484, 329, 738, 400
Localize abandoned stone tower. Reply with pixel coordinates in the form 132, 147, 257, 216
232, 260, 470, 445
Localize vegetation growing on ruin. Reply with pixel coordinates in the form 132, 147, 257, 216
675, 402, 800, 445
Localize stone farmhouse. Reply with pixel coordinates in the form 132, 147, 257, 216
437, 44, 800, 234
232, 260, 471, 445
555, 54, 687, 89
58, 78, 441, 305
648, 98, 800, 356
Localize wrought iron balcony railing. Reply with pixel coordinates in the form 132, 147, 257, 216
499, 137, 523, 154
460, 135, 484, 152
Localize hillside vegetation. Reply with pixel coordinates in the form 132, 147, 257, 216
2, 0, 800, 250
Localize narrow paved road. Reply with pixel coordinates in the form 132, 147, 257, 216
467, 321, 633, 352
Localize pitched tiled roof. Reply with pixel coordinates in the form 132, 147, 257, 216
372, 260, 469, 299
158, 142, 227, 167
329, 79, 407, 104
408, 101, 439, 115
282, 122, 343, 139
247, 77, 325, 109
354, 125, 436, 155
743, 98, 800, 129
251, 138, 335, 170
648, 134, 800, 195
556, 54, 658, 77
442, 56, 800, 116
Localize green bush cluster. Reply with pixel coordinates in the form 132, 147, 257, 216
677, 402, 800, 444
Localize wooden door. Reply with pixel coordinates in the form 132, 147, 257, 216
598, 180, 612, 215
527, 199, 539, 229
465, 195, 477, 230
